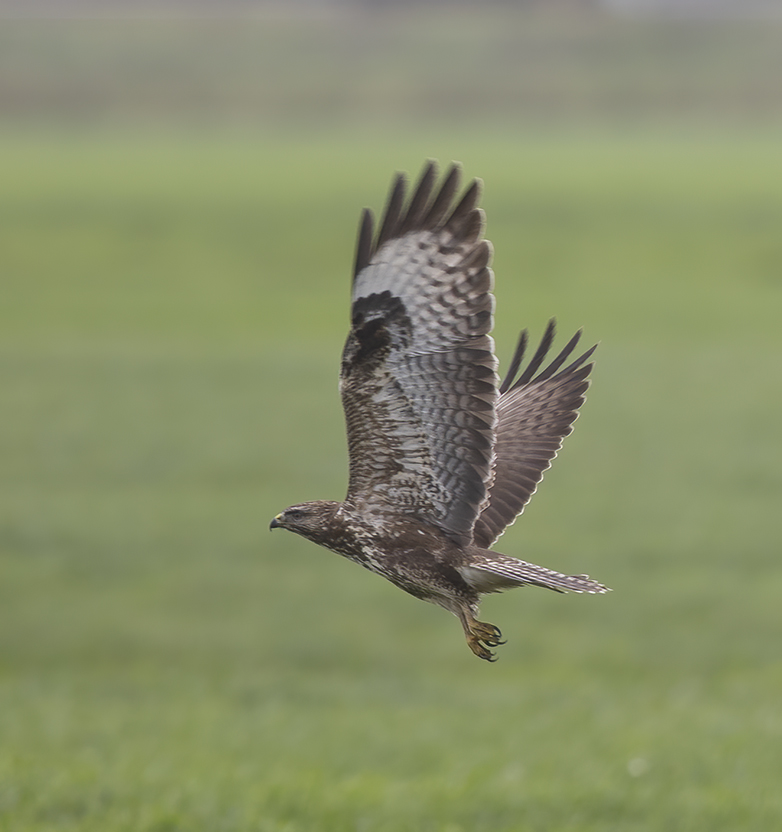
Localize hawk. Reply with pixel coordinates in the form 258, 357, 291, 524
271, 162, 608, 661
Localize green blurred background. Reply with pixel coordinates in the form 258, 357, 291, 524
1, 2, 782, 830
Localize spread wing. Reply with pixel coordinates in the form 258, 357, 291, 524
471, 320, 596, 549
340, 162, 499, 544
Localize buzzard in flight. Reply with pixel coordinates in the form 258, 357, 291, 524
271, 162, 608, 661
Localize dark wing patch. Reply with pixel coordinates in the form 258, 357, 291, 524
342, 162, 499, 544
471, 320, 596, 548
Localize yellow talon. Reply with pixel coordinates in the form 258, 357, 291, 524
460, 609, 506, 661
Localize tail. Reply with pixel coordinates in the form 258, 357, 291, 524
458, 551, 609, 595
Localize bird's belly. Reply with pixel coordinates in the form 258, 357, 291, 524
354, 539, 472, 606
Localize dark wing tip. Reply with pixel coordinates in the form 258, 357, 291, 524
355, 161, 486, 277
425, 163, 462, 228
354, 208, 375, 277
500, 320, 597, 393
511, 318, 557, 389
376, 172, 408, 251
498, 329, 528, 395
399, 160, 438, 234
446, 178, 483, 233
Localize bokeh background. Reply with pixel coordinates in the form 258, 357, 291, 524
2, 1, 782, 830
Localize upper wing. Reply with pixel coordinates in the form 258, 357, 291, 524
471, 320, 596, 549
340, 162, 499, 544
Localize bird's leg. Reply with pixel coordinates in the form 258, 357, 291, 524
457, 606, 506, 662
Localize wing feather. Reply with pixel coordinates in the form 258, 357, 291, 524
341, 162, 499, 543
472, 320, 596, 548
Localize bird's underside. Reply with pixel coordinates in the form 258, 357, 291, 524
270, 161, 608, 661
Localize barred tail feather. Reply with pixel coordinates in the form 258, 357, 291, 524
459, 552, 609, 595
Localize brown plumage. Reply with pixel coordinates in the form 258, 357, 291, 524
271, 161, 608, 661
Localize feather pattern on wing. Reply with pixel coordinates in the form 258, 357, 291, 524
341, 162, 499, 543
471, 320, 596, 548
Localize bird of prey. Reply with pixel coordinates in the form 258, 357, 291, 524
271, 161, 608, 661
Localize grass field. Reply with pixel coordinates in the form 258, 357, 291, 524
1, 128, 782, 830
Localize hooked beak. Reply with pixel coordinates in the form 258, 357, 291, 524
269, 514, 282, 530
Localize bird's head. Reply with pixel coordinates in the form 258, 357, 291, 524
269, 501, 340, 543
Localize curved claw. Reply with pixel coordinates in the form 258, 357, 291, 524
465, 619, 506, 661
475, 621, 506, 648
